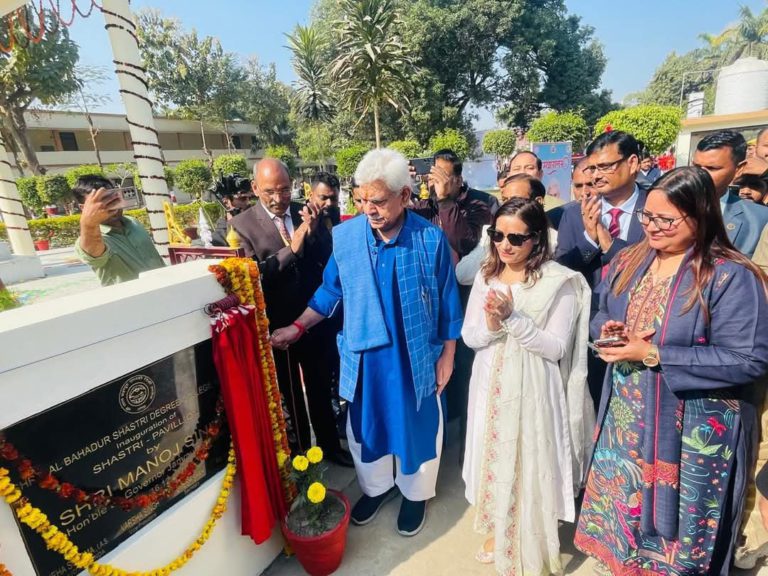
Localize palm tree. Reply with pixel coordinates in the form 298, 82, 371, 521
331, 0, 414, 148
699, 5, 768, 63
285, 25, 333, 122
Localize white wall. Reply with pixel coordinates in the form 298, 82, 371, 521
0, 260, 282, 575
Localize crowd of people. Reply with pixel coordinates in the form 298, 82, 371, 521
70, 125, 768, 575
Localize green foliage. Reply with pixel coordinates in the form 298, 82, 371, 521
296, 124, 334, 169
137, 9, 245, 144
0, 202, 223, 248
0, 10, 79, 174
0, 287, 19, 312
64, 165, 105, 188
335, 144, 370, 177
429, 129, 471, 161
482, 130, 517, 159
16, 176, 44, 216
637, 5, 768, 111
286, 25, 333, 122
330, 0, 415, 147
526, 111, 589, 150
388, 140, 423, 158
238, 57, 295, 148
265, 145, 298, 176
173, 159, 212, 199
212, 154, 248, 178
36, 174, 71, 205
594, 105, 682, 155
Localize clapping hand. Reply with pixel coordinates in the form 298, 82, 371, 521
484, 286, 514, 331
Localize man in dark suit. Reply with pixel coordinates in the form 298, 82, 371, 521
231, 159, 352, 466
556, 131, 647, 410
692, 130, 768, 258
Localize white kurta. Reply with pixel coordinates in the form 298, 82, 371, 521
460, 262, 593, 576
461, 272, 577, 505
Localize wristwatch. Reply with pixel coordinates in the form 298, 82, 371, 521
642, 344, 660, 368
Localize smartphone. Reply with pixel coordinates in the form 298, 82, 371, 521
109, 187, 141, 210
593, 336, 625, 347
410, 157, 433, 176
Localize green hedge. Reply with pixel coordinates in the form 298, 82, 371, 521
0, 202, 224, 248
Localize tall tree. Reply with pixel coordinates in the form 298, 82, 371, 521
136, 9, 244, 158
238, 57, 295, 148
700, 5, 768, 62
331, 0, 415, 148
0, 10, 79, 175
47, 66, 112, 168
286, 25, 333, 122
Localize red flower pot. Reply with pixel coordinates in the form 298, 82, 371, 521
281, 490, 350, 576
34, 239, 50, 251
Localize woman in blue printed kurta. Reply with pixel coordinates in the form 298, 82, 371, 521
574, 167, 768, 575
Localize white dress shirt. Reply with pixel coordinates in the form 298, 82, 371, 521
583, 185, 641, 248
260, 202, 295, 238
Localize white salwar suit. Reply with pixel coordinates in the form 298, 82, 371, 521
461, 261, 594, 576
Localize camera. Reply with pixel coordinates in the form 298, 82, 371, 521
209, 174, 252, 202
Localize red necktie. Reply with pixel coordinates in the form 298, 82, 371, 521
608, 208, 622, 239
273, 215, 291, 245
602, 208, 623, 280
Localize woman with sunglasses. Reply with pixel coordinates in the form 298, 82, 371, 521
461, 197, 594, 574
574, 166, 768, 575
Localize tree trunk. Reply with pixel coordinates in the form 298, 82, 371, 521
373, 101, 381, 149
85, 113, 103, 169
223, 120, 233, 152
199, 119, 212, 163
0, 126, 24, 175
4, 108, 46, 175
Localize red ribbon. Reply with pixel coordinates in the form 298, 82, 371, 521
212, 306, 287, 543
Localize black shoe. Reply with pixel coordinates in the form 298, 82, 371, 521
326, 449, 354, 468
351, 487, 397, 526
397, 497, 427, 536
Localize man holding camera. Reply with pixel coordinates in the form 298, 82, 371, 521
231, 160, 352, 467
210, 175, 255, 247
74, 175, 164, 286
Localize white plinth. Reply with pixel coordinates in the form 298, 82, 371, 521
0, 241, 44, 284
0, 260, 283, 576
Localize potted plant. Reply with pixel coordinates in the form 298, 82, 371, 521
281, 447, 350, 576
32, 228, 53, 251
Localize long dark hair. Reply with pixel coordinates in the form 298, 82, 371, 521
613, 166, 768, 319
481, 197, 550, 284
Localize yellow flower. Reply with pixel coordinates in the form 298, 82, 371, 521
292, 455, 309, 472
307, 482, 326, 504
277, 451, 289, 468
306, 447, 323, 464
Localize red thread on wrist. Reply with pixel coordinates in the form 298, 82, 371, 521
292, 320, 307, 338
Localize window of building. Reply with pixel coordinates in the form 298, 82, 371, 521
59, 132, 79, 151
232, 135, 242, 149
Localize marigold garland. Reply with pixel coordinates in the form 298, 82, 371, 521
0, 563, 10, 576
209, 258, 296, 504
0, 397, 226, 512
0, 444, 236, 576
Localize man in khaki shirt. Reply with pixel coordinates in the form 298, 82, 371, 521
73, 175, 164, 286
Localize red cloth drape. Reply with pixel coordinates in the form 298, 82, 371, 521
212, 306, 287, 544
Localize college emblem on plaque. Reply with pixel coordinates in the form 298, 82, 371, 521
119, 374, 156, 414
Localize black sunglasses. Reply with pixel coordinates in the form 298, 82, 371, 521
487, 228, 535, 246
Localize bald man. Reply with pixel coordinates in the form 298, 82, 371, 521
231, 159, 353, 467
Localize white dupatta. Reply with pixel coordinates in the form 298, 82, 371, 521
474, 261, 593, 576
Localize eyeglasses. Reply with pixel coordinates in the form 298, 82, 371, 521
582, 157, 627, 175
261, 187, 291, 197
635, 209, 686, 231
487, 228, 535, 246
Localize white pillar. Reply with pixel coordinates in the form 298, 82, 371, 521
0, 138, 35, 256
101, 0, 170, 259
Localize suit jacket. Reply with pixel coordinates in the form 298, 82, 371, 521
555, 189, 647, 299
231, 201, 333, 327
722, 189, 768, 258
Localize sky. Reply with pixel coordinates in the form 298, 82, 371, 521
63, 0, 766, 129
